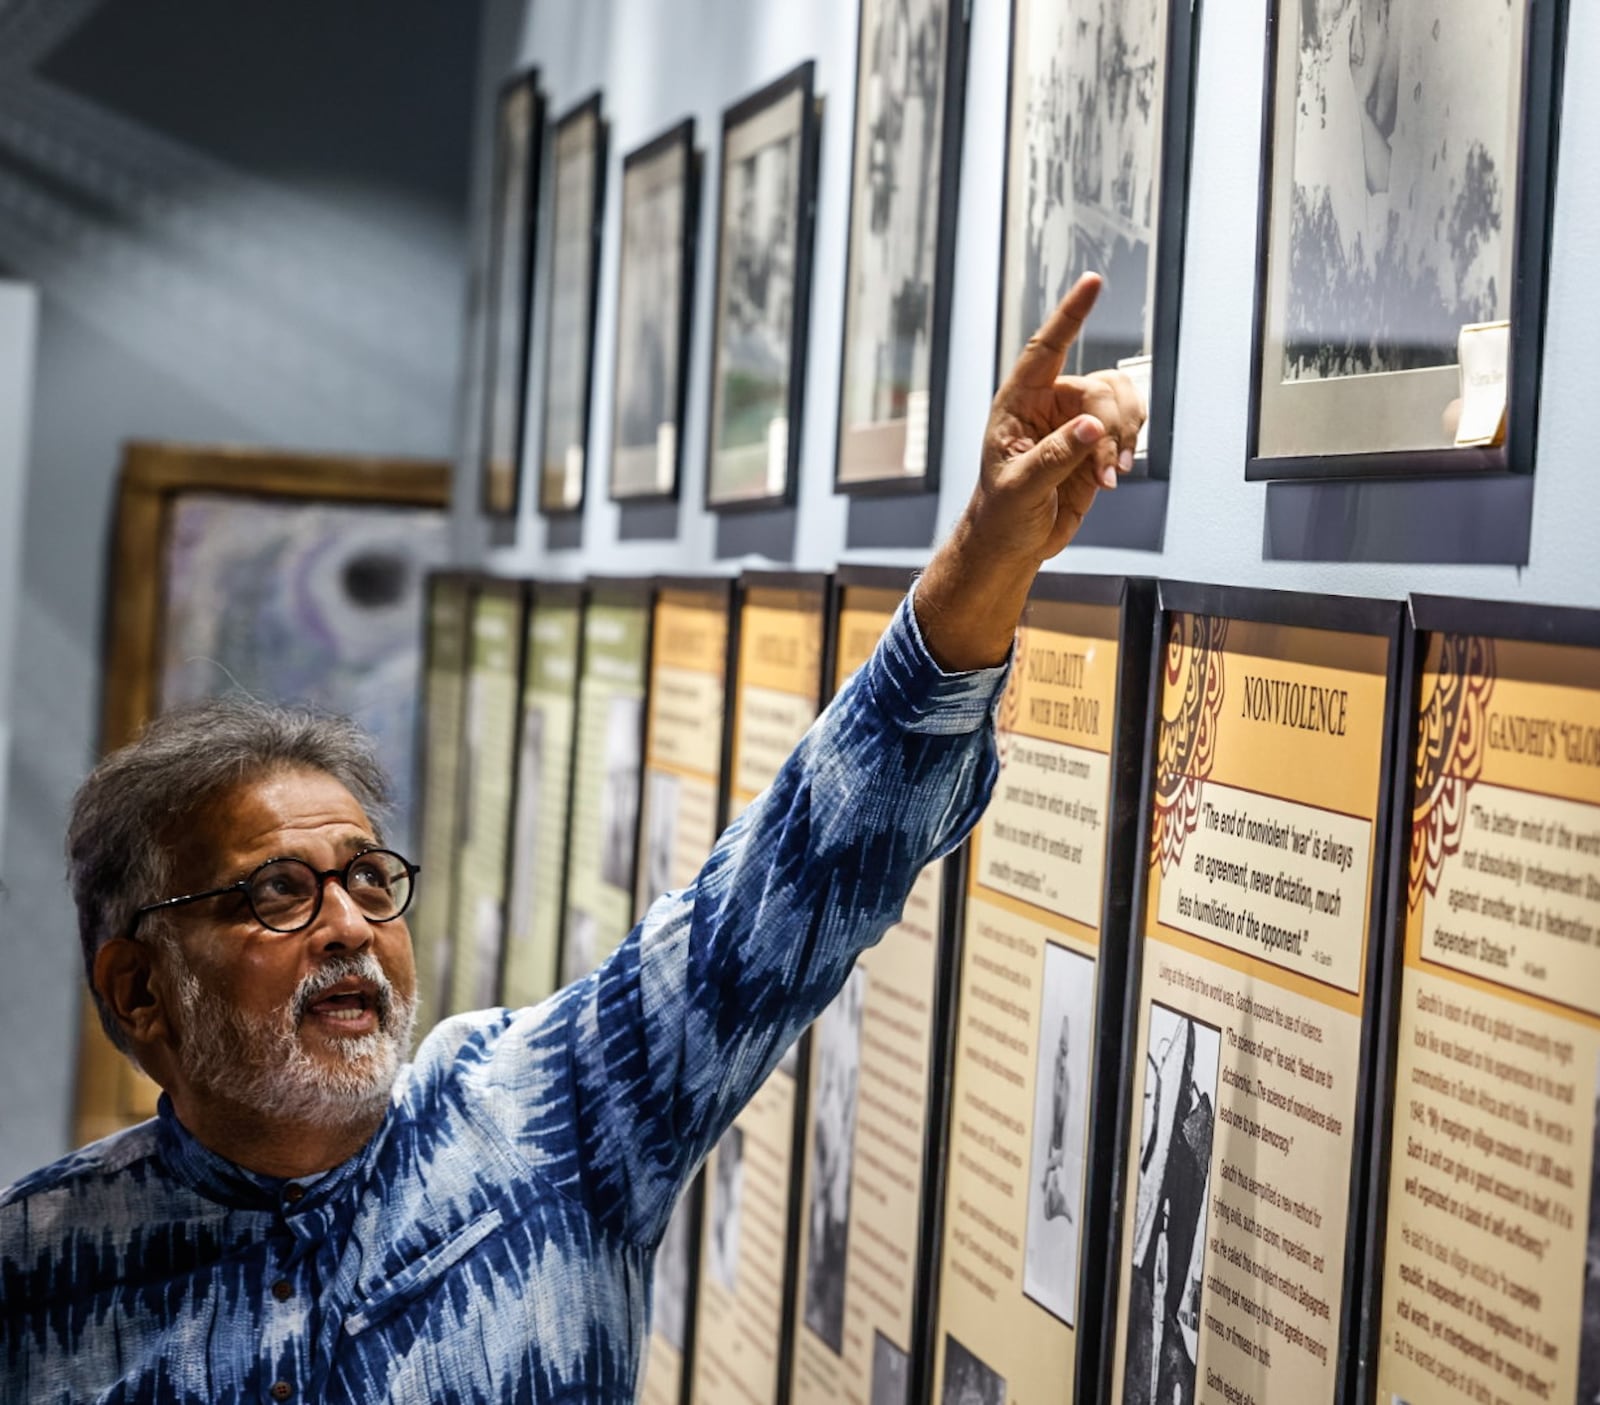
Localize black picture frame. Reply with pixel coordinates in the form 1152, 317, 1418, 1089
479, 70, 545, 518
538, 93, 609, 516
705, 63, 822, 514
609, 119, 700, 505
994, 0, 1198, 481
1245, 0, 1568, 482
919, 572, 1154, 1404
1095, 581, 1404, 1405
833, 0, 971, 498
1354, 592, 1600, 1404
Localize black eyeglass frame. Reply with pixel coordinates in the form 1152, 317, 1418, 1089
128, 849, 421, 938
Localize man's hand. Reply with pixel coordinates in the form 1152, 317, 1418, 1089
915, 273, 1146, 671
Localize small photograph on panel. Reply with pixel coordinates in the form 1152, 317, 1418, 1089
1574, 1049, 1600, 1401
709, 1126, 745, 1292
599, 695, 643, 889
804, 968, 868, 1354
470, 894, 503, 1011
562, 906, 596, 986
939, 1333, 1006, 1405
1023, 940, 1097, 1327
869, 1330, 910, 1405
778, 1039, 800, 1078
641, 770, 680, 904
1123, 1002, 1221, 1405
651, 1193, 693, 1353
508, 703, 546, 936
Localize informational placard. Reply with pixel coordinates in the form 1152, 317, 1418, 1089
1107, 589, 1400, 1405
412, 573, 473, 1033
636, 579, 734, 1405
931, 582, 1149, 1405
789, 571, 940, 1405
558, 581, 652, 984
690, 573, 831, 1405
501, 584, 583, 1009
1371, 602, 1600, 1405
445, 580, 525, 1015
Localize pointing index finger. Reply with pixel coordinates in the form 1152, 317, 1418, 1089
1007, 272, 1103, 387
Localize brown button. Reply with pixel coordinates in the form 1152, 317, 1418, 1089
271, 1279, 292, 1302
270, 1384, 292, 1402
283, 1184, 305, 1204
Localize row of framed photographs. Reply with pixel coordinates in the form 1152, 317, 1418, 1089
479, 0, 1570, 522
413, 561, 1600, 1405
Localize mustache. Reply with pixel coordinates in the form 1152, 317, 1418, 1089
290, 953, 400, 1027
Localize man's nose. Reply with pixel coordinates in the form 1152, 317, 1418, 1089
307, 874, 376, 950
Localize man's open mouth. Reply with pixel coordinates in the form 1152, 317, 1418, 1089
300, 978, 384, 1034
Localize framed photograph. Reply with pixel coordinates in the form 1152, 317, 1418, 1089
538, 93, 608, 515
610, 120, 699, 503
834, 0, 970, 496
706, 64, 821, 512
1247, 0, 1568, 480
997, 0, 1197, 477
74, 440, 449, 1146
478, 69, 544, 517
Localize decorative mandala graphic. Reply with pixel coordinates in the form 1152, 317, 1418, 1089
1409, 634, 1496, 908
1150, 614, 1227, 875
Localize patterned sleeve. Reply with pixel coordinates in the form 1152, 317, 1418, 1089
476, 592, 1008, 1246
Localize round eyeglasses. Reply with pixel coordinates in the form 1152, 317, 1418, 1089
130, 849, 420, 936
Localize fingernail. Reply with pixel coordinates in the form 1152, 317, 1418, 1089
1073, 417, 1104, 445
1119, 448, 1135, 474
1100, 465, 1117, 489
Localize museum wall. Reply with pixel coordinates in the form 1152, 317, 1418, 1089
464, 0, 1600, 614
0, 0, 493, 1183
0, 281, 38, 875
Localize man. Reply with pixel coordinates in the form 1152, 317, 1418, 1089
1, 275, 1142, 1402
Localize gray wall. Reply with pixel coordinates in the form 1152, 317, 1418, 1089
0, 0, 487, 1183
0, 281, 39, 870
475, 0, 1600, 616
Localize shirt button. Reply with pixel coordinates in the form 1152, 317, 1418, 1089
271, 1279, 292, 1302
270, 1384, 292, 1402
283, 1184, 305, 1205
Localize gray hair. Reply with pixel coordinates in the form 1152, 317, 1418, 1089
67, 696, 392, 1057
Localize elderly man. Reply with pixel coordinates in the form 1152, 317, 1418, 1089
0, 276, 1141, 1402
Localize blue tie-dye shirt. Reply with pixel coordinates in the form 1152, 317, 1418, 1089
1, 594, 1006, 1404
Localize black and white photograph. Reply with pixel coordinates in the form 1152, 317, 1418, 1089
598, 694, 642, 890
479, 71, 543, 517
1022, 941, 1096, 1326
707, 65, 817, 509
1251, 0, 1559, 471
611, 122, 694, 502
939, 1333, 1006, 1405
869, 1331, 911, 1405
1575, 1049, 1600, 1403
837, 0, 962, 489
708, 1126, 745, 1293
803, 968, 868, 1354
651, 1192, 694, 1354
505, 700, 545, 946
561, 905, 597, 987
638, 770, 679, 910
999, 0, 1167, 384
1123, 1002, 1220, 1405
539, 96, 605, 514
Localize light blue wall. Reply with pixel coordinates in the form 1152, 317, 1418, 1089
473, 0, 1600, 614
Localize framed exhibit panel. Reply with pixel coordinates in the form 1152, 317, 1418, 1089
479, 68, 544, 517
834, 0, 971, 496
413, 571, 476, 1035
928, 575, 1155, 1405
705, 63, 821, 512
690, 570, 835, 1405
635, 577, 736, 1405
788, 567, 967, 1405
1102, 583, 1403, 1405
1363, 598, 1600, 1405
610, 119, 699, 504
445, 578, 528, 1015
74, 440, 449, 1145
1246, 0, 1567, 480
538, 93, 608, 515
996, 0, 1197, 477
556, 577, 653, 983
501, 582, 585, 1009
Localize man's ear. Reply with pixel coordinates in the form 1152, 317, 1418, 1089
93, 936, 174, 1050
